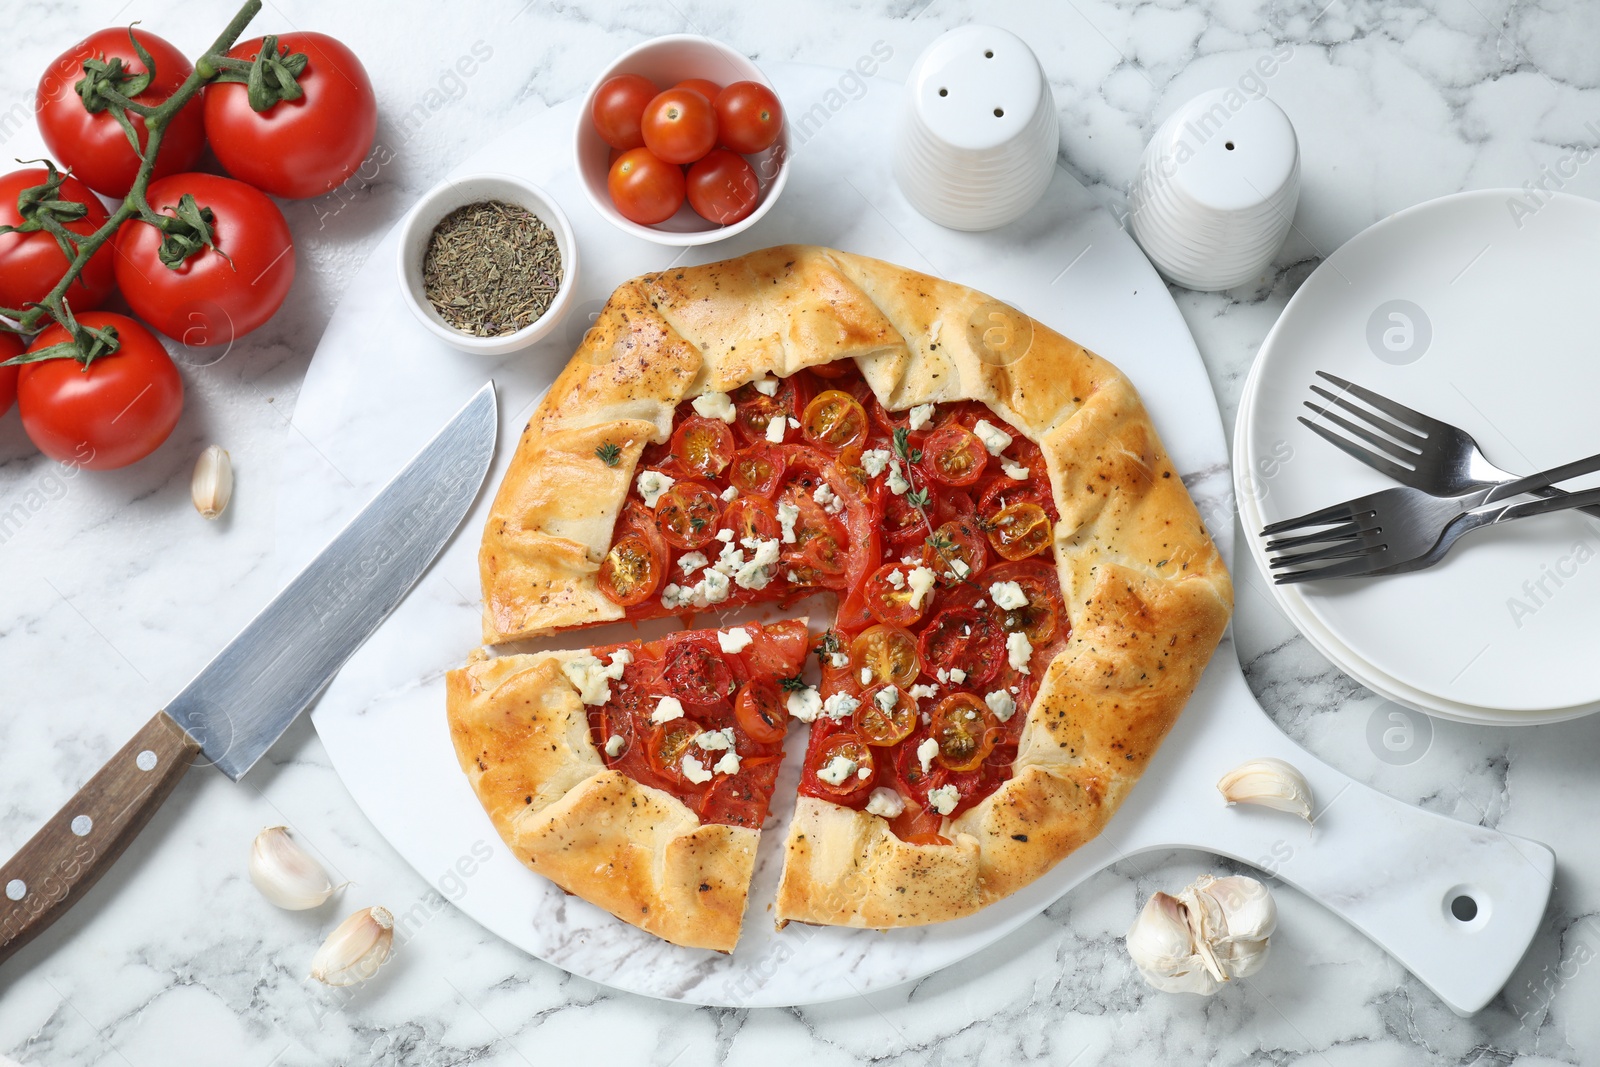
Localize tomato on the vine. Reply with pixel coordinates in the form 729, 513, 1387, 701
660, 634, 735, 706
0, 168, 116, 313
714, 81, 784, 154
720, 495, 781, 543
203, 32, 377, 199
641, 87, 718, 165
591, 73, 658, 151
17, 313, 183, 470
647, 719, 709, 788
922, 518, 988, 586
686, 149, 759, 225
732, 376, 806, 443
0, 333, 23, 418
607, 147, 685, 225
113, 173, 295, 347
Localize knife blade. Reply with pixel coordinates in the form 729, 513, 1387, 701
0, 382, 498, 966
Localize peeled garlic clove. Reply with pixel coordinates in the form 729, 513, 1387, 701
249, 826, 335, 910
192, 445, 233, 520
1217, 757, 1314, 822
309, 906, 394, 987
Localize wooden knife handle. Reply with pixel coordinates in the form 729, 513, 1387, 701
0, 711, 199, 967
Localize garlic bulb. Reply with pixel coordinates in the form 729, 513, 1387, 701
249, 826, 335, 910
192, 445, 233, 520
1126, 873, 1276, 995
309, 906, 395, 987
1217, 757, 1314, 822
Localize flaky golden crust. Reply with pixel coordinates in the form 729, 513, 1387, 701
474, 244, 1233, 934
445, 651, 756, 953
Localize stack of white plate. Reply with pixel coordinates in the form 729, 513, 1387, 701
1128, 89, 1299, 291
892, 25, 1059, 232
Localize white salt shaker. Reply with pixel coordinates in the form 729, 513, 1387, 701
893, 26, 1060, 231
1126, 89, 1301, 291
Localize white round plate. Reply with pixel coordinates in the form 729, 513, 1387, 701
1236, 189, 1600, 723
275, 63, 1235, 1005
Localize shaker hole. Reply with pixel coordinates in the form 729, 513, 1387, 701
1225, 141, 1235, 150
1451, 895, 1478, 922
939, 87, 948, 97
994, 108, 1004, 117
985, 50, 994, 58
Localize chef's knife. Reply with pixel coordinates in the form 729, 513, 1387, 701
0, 382, 498, 967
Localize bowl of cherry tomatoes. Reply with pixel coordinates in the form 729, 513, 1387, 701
575, 35, 789, 246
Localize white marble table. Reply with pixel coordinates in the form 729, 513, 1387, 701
3, 0, 1598, 1062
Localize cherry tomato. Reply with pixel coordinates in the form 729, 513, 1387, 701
923, 424, 988, 487
804, 733, 876, 802
713, 81, 784, 154
801, 390, 869, 450
736, 618, 811, 678
661, 635, 735, 706
674, 78, 721, 102
855, 683, 917, 747
729, 442, 787, 496
0, 168, 116, 313
851, 624, 920, 688
979, 471, 1053, 520
608, 147, 686, 225
655, 481, 721, 549
0, 333, 24, 417
986, 560, 1066, 646
698, 756, 780, 827
599, 502, 669, 608
734, 679, 788, 744
881, 486, 929, 556
686, 149, 759, 226
732, 376, 805, 443
671, 414, 735, 478
862, 562, 931, 628
919, 608, 1006, 688
591, 73, 658, 150
922, 519, 988, 586
36, 28, 205, 197
647, 720, 710, 788
720, 495, 781, 543
113, 173, 294, 347
928, 693, 998, 772
986, 501, 1053, 561
17, 313, 182, 470
641, 88, 718, 165
780, 489, 845, 579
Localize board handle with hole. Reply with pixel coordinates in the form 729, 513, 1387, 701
0, 711, 199, 966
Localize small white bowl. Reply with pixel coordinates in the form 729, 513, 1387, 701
396, 172, 579, 356
574, 34, 790, 247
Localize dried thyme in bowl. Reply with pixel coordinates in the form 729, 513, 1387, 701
421, 200, 563, 337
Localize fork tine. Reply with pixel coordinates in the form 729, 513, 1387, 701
1314, 371, 1444, 437
1270, 536, 1380, 570
1264, 520, 1364, 552
1260, 499, 1360, 535
1306, 387, 1427, 451
1297, 413, 1420, 478
1272, 552, 1388, 585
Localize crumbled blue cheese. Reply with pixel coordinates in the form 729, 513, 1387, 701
917, 737, 939, 774
788, 416, 800, 428
753, 375, 780, 396
986, 690, 1017, 722
989, 580, 1028, 610
861, 448, 892, 477
714, 751, 741, 776
1002, 460, 1029, 480
694, 727, 737, 751
650, 696, 685, 724
678, 551, 708, 575
818, 755, 857, 787
909, 683, 938, 701
682, 754, 714, 785
822, 691, 861, 721
813, 482, 843, 515
721, 485, 739, 502
828, 652, 850, 669
777, 500, 800, 543
734, 537, 782, 589
886, 459, 911, 496
636, 470, 675, 507
885, 568, 906, 590
787, 685, 822, 722
865, 787, 905, 819
946, 558, 970, 580
935, 668, 949, 684
692, 391, 737, 423
908, 403, 935, 430
973, 420, 1013, 456
604, 734, 625, 758
859, 667, 873, 687
716, 528, 735, 543
874, 685, 900, 712
717, 627, 753, 654
949, 668, 967, 684
561, 649, 632, 706
1007, 631, 1033, 674
927, 784, 959, 816
906, 566, 937, 610
765, 415, 787, 443
661, 565, 732, 610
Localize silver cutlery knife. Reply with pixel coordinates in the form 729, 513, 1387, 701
0, 383, 497, 966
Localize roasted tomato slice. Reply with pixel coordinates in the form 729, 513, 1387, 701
733, 678, 789, 744
800, 390, 869, 451
851, 624, 921, 688
928, 693, 998, 772
655, 481, 722, 549
861, 562, 931, 627
803, 732, 877, 802
647, 719, 709, 787
660, 635, 736, 706
854, 682, 917, 746
919, 608, 1006, 688
598, 502, 668, 607
671, 415, 736, 478
728, 442, 787, 496
737, 617, 811, 677
986, 560, 1066, 646
720, 495, 782, 543
732, 376, 805, 443
921, 518, 988, 586
922, 424, 988, 487
985, 501, 1052, 561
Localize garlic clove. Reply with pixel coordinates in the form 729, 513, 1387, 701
1202, 874, 1279, 944
1217, 757, 1314, 822
1126, 874, 1277, 995
309, 906, 394, 987
192, 445, 233, 520
1125, 891, 1223, 995
249, 826, 335, 910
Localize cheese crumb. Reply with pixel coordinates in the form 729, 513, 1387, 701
694, 727, 736, 751
753, 375, 780, 396
813, 482, 843, 515
908, 403, 936, 430
917, 737, 939, 773
721, 485, 739, 502
822, 692, 861, 721
909, 683, 938, 701
886, 459, 911, 496
874, 685, 900, 712
650, 696, 685, 724
787, 686, 822, 722
635, 469, 675, 508
973, 420, 1013, 456
949, 668, 967, 684
861, 448, 892, 477
777, 500, 800, 543
989, 580, 1028, 610
716, 528, 735, 543
734, 537, 782, 589
682, 754, 714, 785
818, 755, 857, 786
885, 568, 906, 590
859, 667, 873, 686
560, 649, 632, 706
905, 566, 937, 610
604, 734, 625, 758
788, 416, 800, 428
927, 784, 959, 816
678, 551, 708, 575
1007, 631, 1033, 674
765, 415, 787, 443
714, 751, 741, 776
691, 391, 737, 423
935, 668, 949, 684
947, 558, 970, 579
828, 652, 850, 669
1002, 461, 1029, 480
865, 787, 905, 819
986, 690, 1017, 722
717, 627, 753, 654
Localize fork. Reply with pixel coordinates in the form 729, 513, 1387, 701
1296, 370, 1600, 518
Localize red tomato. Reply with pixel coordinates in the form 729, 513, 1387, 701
592, 73, 658, 151
0, 168, 116, 313
203, 33, 377, 199
986, 501, 1053, 561
655, 481, 722, 549
17, 313, 183, 469
728, 442, 787, 496
923, 424, 988, 487
660, 634, 736, 706
919, 608, 1005, 688
113, 173, 295, 347
720, 495, 782, 543
733, 679, 789, 744
674, 78, 722, 102
646, 719, 710, 788
731, 375, 807, 444
36, 28, 206, 197
0, 332, 23, 417
598, 502, 668, 607
714, 81, 784, 154
607, 147, 685, 225
986, 560, 1066, 647
802, 732, 877, 803
922, 518, 988, 585
736, 618, 810, 678
928, 693, 998, 771
670, 414, 735, 478
685, 149, 759, 225
862, 562, 931, 628
641, 87, 718, 165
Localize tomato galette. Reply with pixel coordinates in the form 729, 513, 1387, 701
450, 245, 1232, 951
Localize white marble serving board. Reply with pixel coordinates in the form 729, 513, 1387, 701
274, 63, 1553, 1013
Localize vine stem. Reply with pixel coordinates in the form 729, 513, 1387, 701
1, 0, 264, 345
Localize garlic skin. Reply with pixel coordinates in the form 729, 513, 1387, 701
192, 445, 233, 520
1126, 873, 1277, 995
1217, 757, 1314, 822
309, 906, 395, 987
249, 826, 335, 910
